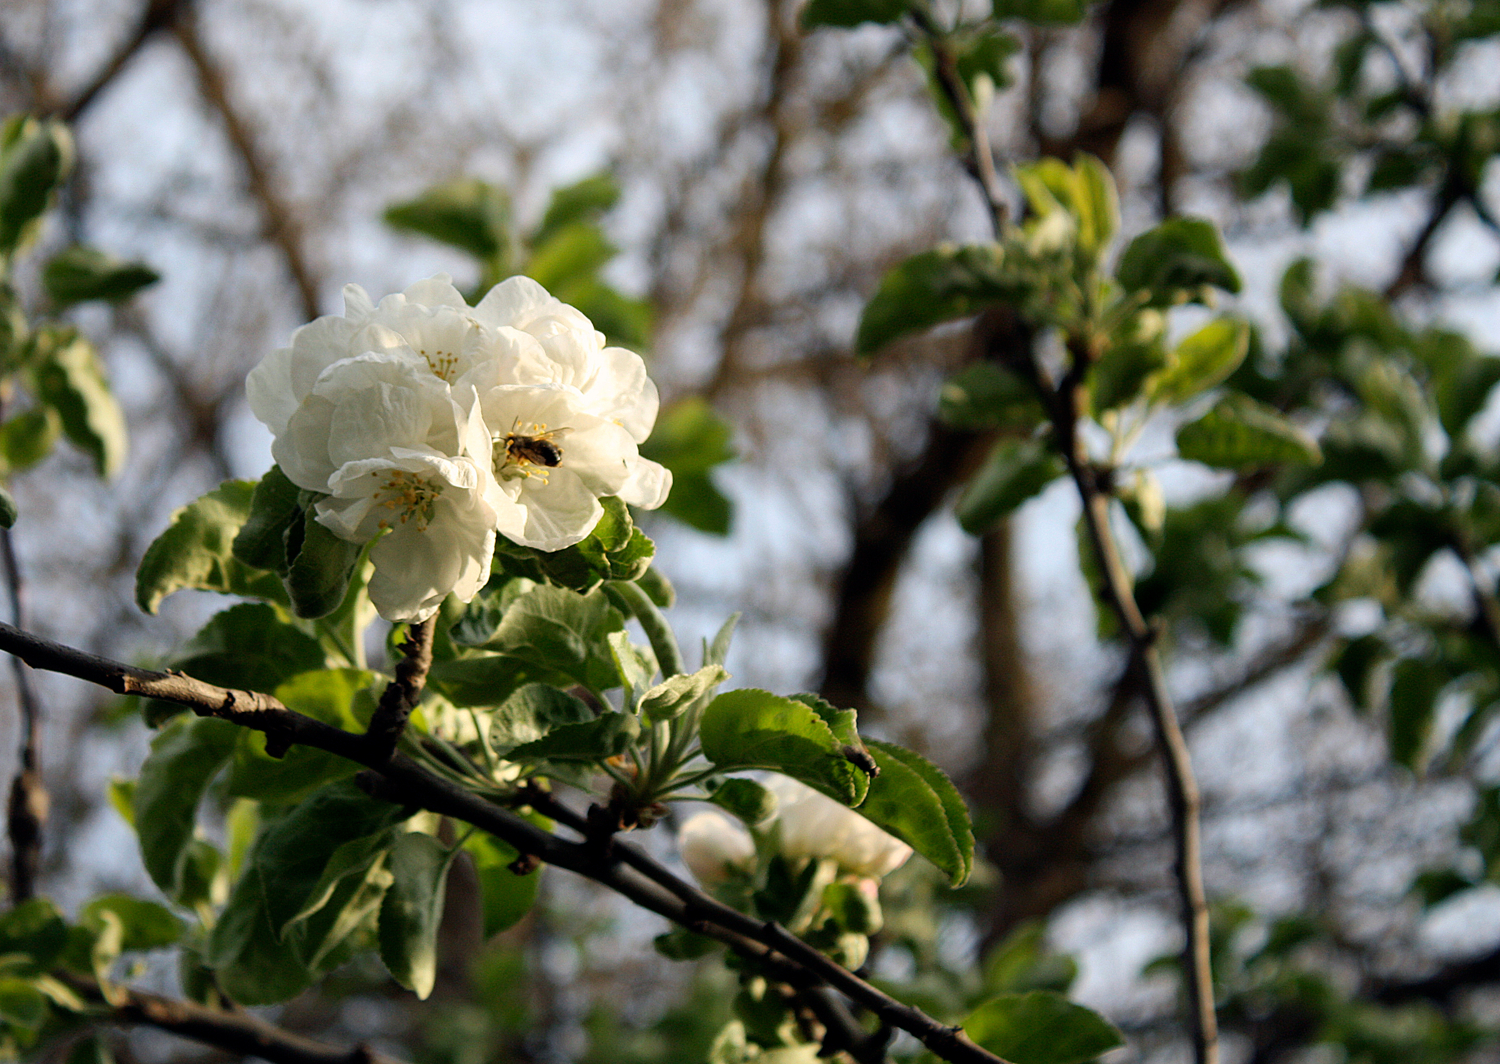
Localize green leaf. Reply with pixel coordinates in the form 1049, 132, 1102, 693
0, 979, 47, 1031
0, 116, 73, 258
0, 899, 69, 974
1014, 155, 1118, 260
285, 506, 364, 618
1116, 217, 1241, 306
856, 244, 1018, 356
534, 172, 620, 248
41, 245, 159, 307
862, 740, 974, 887
525, 223, 615, 293
938, 362, 1045, 431
225, 669, 371, 803
231, 465, 303, 575
488, 683, 595, 757
505, 712, 641, 762
485, 585, 627, 693
955, 437, 1064, 535
205, 849, 313, 1005
379, 832, 456, 999
799, 0, 910, 29
1090, 310, 1168, 412
608, 629, 658, 698
255, 779, 410, 937
983, 921, 1078, 995
0, 484, 16, 529
0, 406, 59, 475
78, 895, 183, 952
289, 844, 393, 971
1176, 393, 1322, 470
636, 565, 676, 609
385, 177, 510, 262
1389, 659, 1447, 772
30, 330, 126, 477
135, 480, 289, 613
706, 612, 740, 668
710, 778, 778, 827
427, 653, 546, 709
132, 716, 239, 902
638, 398, 736, 535
640, 664, 730, 723
494, 500, 655, 591
952, 26, 1022, 102
700, 689, 866, 805
959, 991, 1123, 1064
990, 0, 1090, 25
1148, 318, 1251, 405
465, 834, 541, 937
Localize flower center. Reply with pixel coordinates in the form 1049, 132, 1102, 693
417, 347, 460, 382
375, 469, 443, 531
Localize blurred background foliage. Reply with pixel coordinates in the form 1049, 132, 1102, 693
4, 0, 1500, 1061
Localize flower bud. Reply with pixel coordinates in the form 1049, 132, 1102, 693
677, 811, 756, 888
763, 775, 912, 880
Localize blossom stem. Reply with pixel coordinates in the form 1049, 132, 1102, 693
606, 581, 685, 677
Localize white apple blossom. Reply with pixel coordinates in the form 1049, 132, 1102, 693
247, 274, 673, 621
763, 775, 912, 880
677, 811, 756, 888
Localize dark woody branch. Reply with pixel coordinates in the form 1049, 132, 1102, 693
0, 621, 1011, 1064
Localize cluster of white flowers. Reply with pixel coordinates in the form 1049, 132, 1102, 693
247, 276, 670, 622
678, 776, 912, 887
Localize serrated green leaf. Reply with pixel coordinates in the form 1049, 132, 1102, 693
30, 330, 126, 477
132, 716, 239, 902
385, 177, 509, 261
488, 683, 594, 756
485, 584, 627, 693
255, 779, 410, 937
608, 630, 658, 698
1116, 217, 1241, 306
960, 991, 1123, 1064
465, 834, 541, 937
1148, 318, 1251, 405
955, 437, 1064, 535
135, 481, 289, 614
1176, 393, 1321, 470
42, 245, 159, 307
379, 832, 457, 999
640, 664, 730, 723
856, 244, 1019, 356
706, 612, 740, 668
800, 0, 910, 29
205, 849, 314, 1005
232, 465, 303, 575
506, 712, 640, 762
862, 740, 974, 886
700, 689, 865, 805
0, 116, 73, 258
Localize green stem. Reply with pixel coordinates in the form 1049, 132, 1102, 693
606, 581, 686, 678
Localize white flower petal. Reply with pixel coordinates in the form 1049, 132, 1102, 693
508, 468, 603, 550
617, 457, 672, 509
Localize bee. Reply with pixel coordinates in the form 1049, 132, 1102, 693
501, 421, 566, 469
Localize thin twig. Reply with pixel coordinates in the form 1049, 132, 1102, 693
0, 621, 1010, 1064
1043, 350, 1218, 1064
1, 525, 44, 902
66, 973, 408, 1064
55, 0, 189, 122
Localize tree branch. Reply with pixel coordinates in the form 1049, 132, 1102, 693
170, 5, 321, 321
365, 617, 435, 761
54, 0, 189, 122
0, 621, 1010, 1064
1042, 346, 1218, 1064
